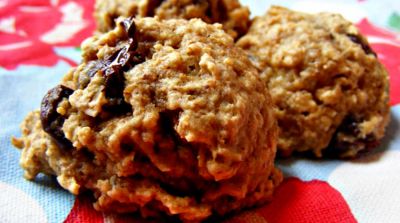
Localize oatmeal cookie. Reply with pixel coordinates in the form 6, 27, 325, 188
12, 17, 282, 222
94, 0, 250, 39
237, 6, 390, 158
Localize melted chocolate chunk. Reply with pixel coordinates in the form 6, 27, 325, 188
346, 34, 377, 56
40, 85, 74, 149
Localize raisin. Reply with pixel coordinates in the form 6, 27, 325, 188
40, 85, 74, 149
77, 19, 146, 114
325, 116, 380, 158
338, 116, 360, 135
78, 61, 105, 89
114, 47, 131, 66
120, 17, 136, 37
101, 44, 144, 112
346, 34, 377, 56
103, 65, 125, 100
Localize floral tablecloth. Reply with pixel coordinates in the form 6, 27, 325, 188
0, 0, 399, 222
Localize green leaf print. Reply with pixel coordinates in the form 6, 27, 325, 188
388, 12, 400, 31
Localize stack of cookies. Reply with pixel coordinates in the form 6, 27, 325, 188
12, 1, 390, 222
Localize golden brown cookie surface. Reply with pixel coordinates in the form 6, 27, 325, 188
237, 6, 390, 158
94, 0, 250, 39
13, 18, 281, 222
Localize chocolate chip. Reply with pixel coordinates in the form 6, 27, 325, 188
40, 85, 74, 149
346, 34, 377, 56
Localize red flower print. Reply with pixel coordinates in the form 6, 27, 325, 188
65, 178, 356, 223
229, 178, 356, 223
0, 0, 95, 70
64, 194, 103, 223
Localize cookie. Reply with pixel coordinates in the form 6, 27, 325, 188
12, 17, 282, 222
94, 0, 250, 39
237, 6, 390, 158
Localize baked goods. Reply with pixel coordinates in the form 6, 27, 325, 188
94, 0, 250, 39
237, 6, 390, 158
12, 17, 282, 222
